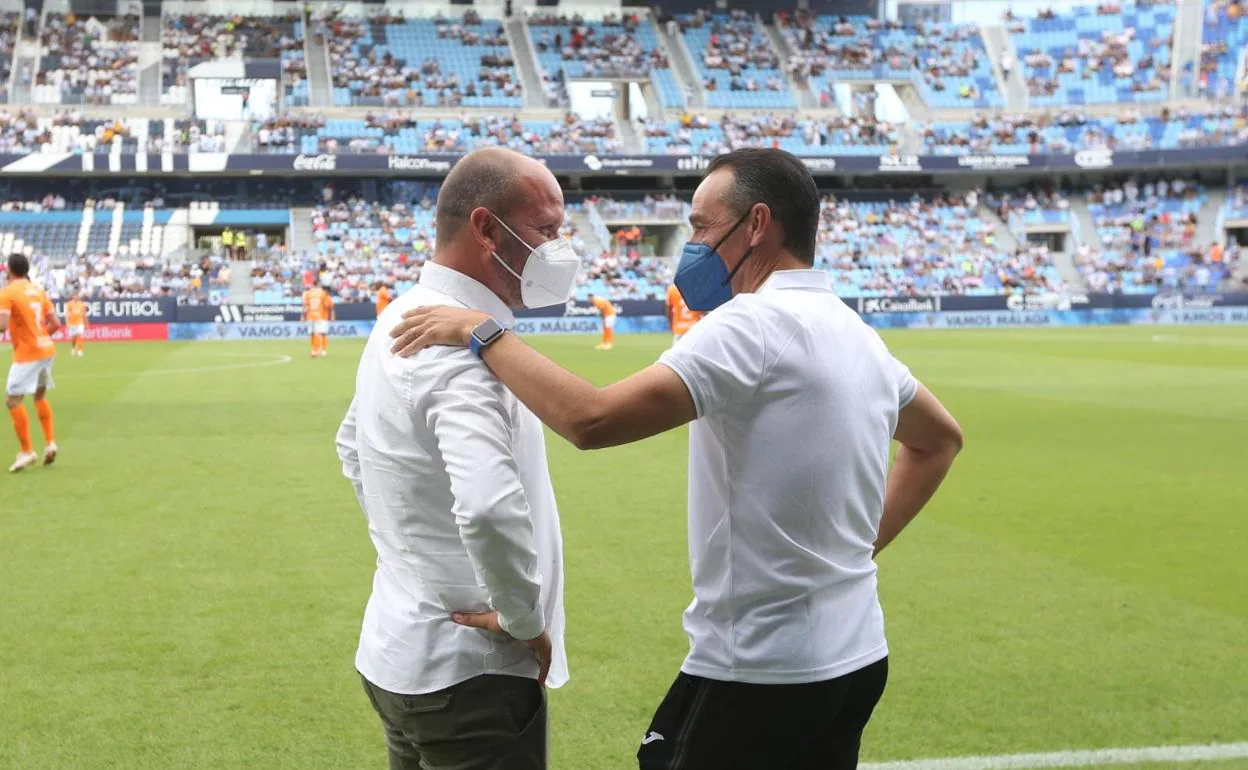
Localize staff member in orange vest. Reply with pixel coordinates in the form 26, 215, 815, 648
666, 283, 701, 345
375, 282, 393, 317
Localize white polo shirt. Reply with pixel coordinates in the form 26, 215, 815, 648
657, 269, 918, 685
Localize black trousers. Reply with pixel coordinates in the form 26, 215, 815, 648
637, 657, 888, 770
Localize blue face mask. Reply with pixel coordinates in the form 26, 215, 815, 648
674, 208, 756, 312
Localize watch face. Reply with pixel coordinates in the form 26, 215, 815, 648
473, 318, 504, 344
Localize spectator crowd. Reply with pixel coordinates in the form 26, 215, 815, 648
37, 12, 140, 105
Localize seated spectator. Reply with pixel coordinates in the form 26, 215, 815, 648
326, 11, 522, 108
37, 12, 140, 105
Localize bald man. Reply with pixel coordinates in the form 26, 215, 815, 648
336, 149, 579, 769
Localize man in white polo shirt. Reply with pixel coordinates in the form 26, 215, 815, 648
389, 148, 964, 769
336, 148, 580, 769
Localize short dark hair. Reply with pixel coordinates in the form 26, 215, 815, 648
8, 253, 29, 277
706, 148, 820, 265
436, 148, 523, 240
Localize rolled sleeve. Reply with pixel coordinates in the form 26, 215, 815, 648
424, 358, 544, 641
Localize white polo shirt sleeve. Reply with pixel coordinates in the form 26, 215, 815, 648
657, 300, 767, 419
421, 354, 545, 642
895, 356, 919, 409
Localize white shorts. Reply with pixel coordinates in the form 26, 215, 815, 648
7, 358, 55, 396
312, 320, 330, 335
68, 325, 85, 338
603, 315, 616, 330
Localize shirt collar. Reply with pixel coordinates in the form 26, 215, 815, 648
757, 269, 832, 294
419, 261, 516, 328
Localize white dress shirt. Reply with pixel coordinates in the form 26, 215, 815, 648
657, 269, 918, 685
336, 262, 568, 695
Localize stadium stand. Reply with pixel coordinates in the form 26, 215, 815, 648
254, 194, 676, 303
922, 106, 1248, 155
161, 13, 304, 106
778, 12, 1002, 109
41, 252, 227, 301
1008, 2, 1175, 106
255, 112, 621, 155
1198, 0, 1248, 98
1078, 179, 1227, 293
37, 12, 140, 105
814, 192, 1062, 297
0, 12, 19, 104
528, 12, 678, 107
324, 10, 522, 108
0, 111, 145, 153
678, 10, 795, 109
640, 112, 899, 155
595, 194, 689, 221
987, 189, 1072, 226
0, 1, 1241, 308
1227, 184, 1248, 219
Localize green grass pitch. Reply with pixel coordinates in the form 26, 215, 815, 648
1, 327, 1245, 769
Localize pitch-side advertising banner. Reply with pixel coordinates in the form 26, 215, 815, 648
860, 307, 1248, 329
5, 145, 1244, 177
49, 323, 169, 341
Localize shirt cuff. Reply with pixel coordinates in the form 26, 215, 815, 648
497, 606, 545, 642
898, 374, 919, 408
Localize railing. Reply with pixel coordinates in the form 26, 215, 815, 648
1007, 210, 1026, 243
1237, 46, 1248, 106
597, 199, 690, 223
585, 202, 611, 252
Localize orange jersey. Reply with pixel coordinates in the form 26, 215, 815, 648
303, 288, 333, 321
66, 299, 88, 327
591, 295, 616, 318
376, 287, 392, 315
0, 278, 56, 363
666, 285, 701, 336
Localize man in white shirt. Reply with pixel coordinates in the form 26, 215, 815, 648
336, 148, 578, 769
390, 148, 964, 769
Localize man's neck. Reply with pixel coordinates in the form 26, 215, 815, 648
429, 255, 518, 314
743, 253, 809, 294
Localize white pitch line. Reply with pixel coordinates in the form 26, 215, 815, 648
860, 742, 1248, 770
1150, 334, 1248, 347
56, 353, 293, 379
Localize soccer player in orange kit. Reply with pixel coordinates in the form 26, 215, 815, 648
666, 283, 701, 345
589, 292, 616, 350
65, 292, 88, 356
303, 284, 334, 358
0, 254, 61, 472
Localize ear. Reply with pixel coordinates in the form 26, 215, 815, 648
747, 203, 771, 249
467, 207, 499, 254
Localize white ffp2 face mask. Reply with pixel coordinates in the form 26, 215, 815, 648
490, 213, 581, 309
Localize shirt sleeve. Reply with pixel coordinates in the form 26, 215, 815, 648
334, 396, 365, 516
656, 300, 766, 419
894, 356, 919, 409
423, 357, 544, 641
